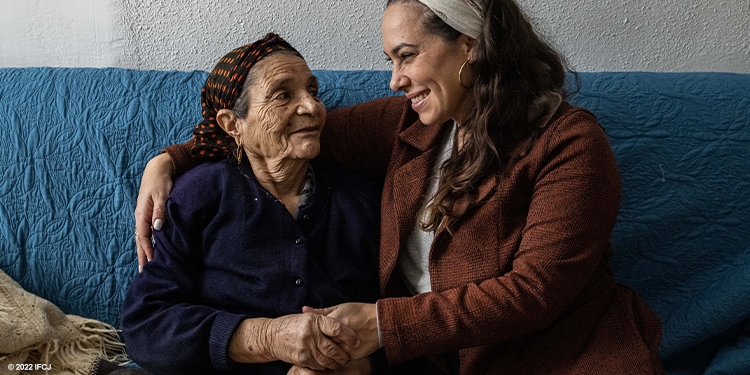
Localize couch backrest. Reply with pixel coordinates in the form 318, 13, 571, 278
0, 68, 748, 374
567, 72, 750, 373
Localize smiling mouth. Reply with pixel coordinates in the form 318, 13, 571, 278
410, 92, 429, 104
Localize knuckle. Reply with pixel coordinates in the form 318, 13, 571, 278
319, 317, 340, 336
299, 325, 313, 338
314, 314, 326, 326
328, 319, 341, 334
320, 341, 337, 356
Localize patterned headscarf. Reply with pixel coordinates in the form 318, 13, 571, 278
192, 33, 302, 159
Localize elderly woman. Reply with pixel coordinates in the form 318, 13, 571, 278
120, 34, 382, 375
134, 1, 664, 374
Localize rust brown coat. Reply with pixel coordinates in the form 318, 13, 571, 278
320, 97, 663, 375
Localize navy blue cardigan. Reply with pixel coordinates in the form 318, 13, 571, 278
121, 159, 381, 375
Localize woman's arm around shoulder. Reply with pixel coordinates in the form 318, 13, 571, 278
319, 96, 415, 179
134, 138, 201, 269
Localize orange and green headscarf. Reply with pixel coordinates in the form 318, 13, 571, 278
192, 33, 302, 159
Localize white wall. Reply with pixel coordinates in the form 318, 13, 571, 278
1, 0, 748, 73
0, 0, 121, 67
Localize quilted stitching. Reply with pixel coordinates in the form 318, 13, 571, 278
0, 68, 207, 327
572, 72, 750, 374
0, 68, 748, 375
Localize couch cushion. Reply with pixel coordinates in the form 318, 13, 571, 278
0, 68, 748, 374
571, 72, 750, 374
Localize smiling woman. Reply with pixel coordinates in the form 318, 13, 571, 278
383, 2, 475, 128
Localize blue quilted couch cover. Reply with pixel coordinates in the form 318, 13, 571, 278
0, 68, 748, 374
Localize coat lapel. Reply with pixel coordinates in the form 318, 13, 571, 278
380, 119, 446, 292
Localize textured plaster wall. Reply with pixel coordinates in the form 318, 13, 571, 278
0, 0, 120, 67
1, 0, 748, 72
523, 0, 750, 72
111, 0, 384, 71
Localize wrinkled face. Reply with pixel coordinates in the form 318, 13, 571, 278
382, 2, 474, 125
237, 53, 325, 162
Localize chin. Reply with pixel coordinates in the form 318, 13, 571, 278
297, 147, 320, 160
418, 113, 444, 126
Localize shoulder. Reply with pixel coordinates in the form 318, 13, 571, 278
169, 160, 248, 213
546, 102, 600, 133
539, 102, 613, 156
320, 96, 414, 177
525, 102, 620, 187
327, 96, 409, 117
326, 96, 415, 133
172, 161, 228, 196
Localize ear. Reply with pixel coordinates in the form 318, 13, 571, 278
460, 34, 478, 62
216, 108, 241, 137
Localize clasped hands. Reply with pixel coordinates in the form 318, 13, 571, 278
230, 302, 380, 375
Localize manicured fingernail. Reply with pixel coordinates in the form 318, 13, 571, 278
147, 256, 152, 262
138, 265, 143, 273
154, 219, 163, 230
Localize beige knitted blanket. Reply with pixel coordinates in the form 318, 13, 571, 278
0, 269, 128, 375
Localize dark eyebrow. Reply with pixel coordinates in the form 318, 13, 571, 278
308, 75, 319, 87
387, 43, 417, 56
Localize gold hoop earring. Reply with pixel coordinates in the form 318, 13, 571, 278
234, 140, 243, 164
459, 60, 474, 89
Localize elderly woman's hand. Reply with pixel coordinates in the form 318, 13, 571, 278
286, 358, 372, 375
230, 313, 361, 371
302, 303, 380, 360
134, 153, 173, 272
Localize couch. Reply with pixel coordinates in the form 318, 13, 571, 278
0, 67, 748, 374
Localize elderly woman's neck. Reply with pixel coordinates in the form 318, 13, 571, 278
248, 156, 309, 214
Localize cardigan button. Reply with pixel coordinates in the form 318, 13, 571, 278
295, 238, 303, 245
295, 278, 304, 287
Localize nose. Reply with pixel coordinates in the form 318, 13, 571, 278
296, 91, 322, 116
389, 67, 409, 92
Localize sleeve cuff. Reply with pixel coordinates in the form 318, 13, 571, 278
209, 311, 248, 371
163, 139, 198, 177
375, 300, 383, 348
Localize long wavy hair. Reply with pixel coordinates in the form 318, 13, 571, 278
386, 0, 572, 232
